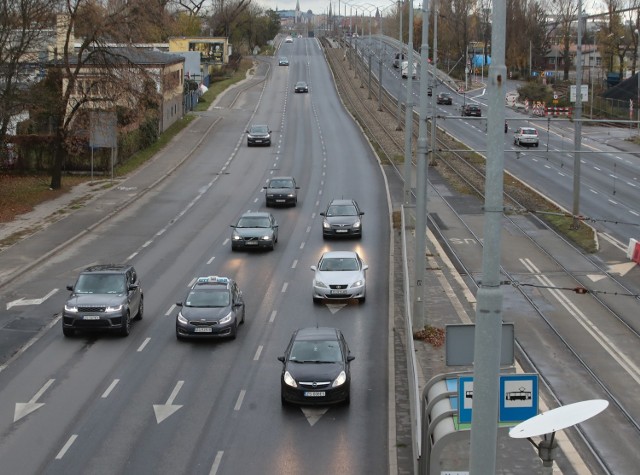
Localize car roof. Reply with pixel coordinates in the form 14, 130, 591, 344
81, 264, 131, 274
520, 127, 537, 132
239, 211, 271, 218
320, 250, 359, 259
328, 198, 357, 206
294, 326, 340, 341
269, 175, 295, 181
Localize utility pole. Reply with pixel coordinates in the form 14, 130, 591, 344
468, 0, 506, 473
403, 0, 414, 207
572, 2, 583, 228
397, 0, 404, 131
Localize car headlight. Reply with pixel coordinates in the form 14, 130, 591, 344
323, 221, 331, 229
105, 304, 123, 313
287, 193, 295, 198
283, 371, 297, 388
349, 279, 364, 288
177, 312, 188, 324
353, 221, 361, 229
218, 311, 233, 325
314, 280, 328, 289
64, 304, 78, 313
232, 233, 242, 240
260, 234, 272, 241
332, 371, 347, 387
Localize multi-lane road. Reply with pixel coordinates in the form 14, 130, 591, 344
0, 38, 392, 473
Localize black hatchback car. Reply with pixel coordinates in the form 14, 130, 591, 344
320, 198, 364, 239
62, 264, 143, 337
278, 327, 355, 406
176, 276, 245, 340
263, 176, 299, 207
462, 104, 482, 117
436, 92, 453, 105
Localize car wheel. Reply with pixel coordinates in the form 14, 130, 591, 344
135, 297, 144, 320
535, 142, 539, 147
359, 295, 366, 303
229, 322, 238, 340
344, 392, 351, 405
120, 311, 131, 337
270, 241, 275, 251
281, 394, 289, 406
63, 327, 75, 337
241, 310, 245, 324
176, 332, 185, 341
313, 297, 321, 304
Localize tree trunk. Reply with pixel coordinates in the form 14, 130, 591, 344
50, 128, 64, 190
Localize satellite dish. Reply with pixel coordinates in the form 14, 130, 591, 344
510, 399, 609, 439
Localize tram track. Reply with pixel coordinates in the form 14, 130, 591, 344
324, 39, 640, 474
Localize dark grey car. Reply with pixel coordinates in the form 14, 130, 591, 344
62, 264, 143, 337
263, 176, 299, 207
320, 198, 364, 239
231, 211, 278, 251
176, 276, 245, 340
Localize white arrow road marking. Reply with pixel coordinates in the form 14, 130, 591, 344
301, 407, 329, 426
153, 380, 184, 424
326, 303, 347, 315
608, 262, 637, 277
14, 379, 55, 422
6, 289, 59, 310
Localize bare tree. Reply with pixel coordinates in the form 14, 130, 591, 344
0, 0, 57, 147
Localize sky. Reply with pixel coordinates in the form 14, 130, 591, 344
255, 0, 395, 17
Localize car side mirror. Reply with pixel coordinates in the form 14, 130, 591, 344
360, 211, 365, 216
230, 224, 236, 228
66, 285, 74, 291
320, 212, 325, 216
295, 186, 300, 189
234, 302, 242, 308
262, 186, 267, 190
310, 265, 317, 271
347, 355, 356, 362
245, 130, 249, 133
362, 265, 369, 271
277, 356, 285, 362
128, 284, 139, 291
176, 302, 183, 307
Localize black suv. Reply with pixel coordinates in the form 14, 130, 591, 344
176, 276, 245, 340
462, 104, 482, 117
320, 198, 364, 239
62, 264, 143, 337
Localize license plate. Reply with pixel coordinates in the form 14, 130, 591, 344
331, 289, 347, 295
83, 315, 100, 320
276, 199, 285, 202
194, 327, 213, 333
336, 229, 348, 233
246, 241, 258, 246
255, 140, 262, 143
304, 391, 326, 397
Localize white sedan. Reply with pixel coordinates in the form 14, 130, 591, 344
311, 251, 368, 303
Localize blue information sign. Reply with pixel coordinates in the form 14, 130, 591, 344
457, 374, 539, 424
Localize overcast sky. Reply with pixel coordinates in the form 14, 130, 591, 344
255, 0, 394, 17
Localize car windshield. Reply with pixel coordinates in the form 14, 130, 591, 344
296, 82, 306, 87
269, 179, 293, 188
185, 289, 230, 307
237, 216, 271, 228
289, 340, 343, 363
75, 274, 126, 294
326, 204, 357, 216
318, 257, 359, 271
250, 126, 268, 134
521, 128, 537, 135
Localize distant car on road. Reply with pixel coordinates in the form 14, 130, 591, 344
175, 276, 245, 340
285, 36, 293, 43
401, 60, 417, 79
462, 104, 481, 117
393, 52, 406, 68
311, 250, 368, 303
513, 127, 539, 147
263, 176, 299, 207
436, 92, 453, 105
320, 198, 364, 239
294, 81, 308, 93
231, 212, 278, 251
278, 56, 289, 66
278, 326, 355, 405
246, 124, 271, 146
62, 264, 143, 337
